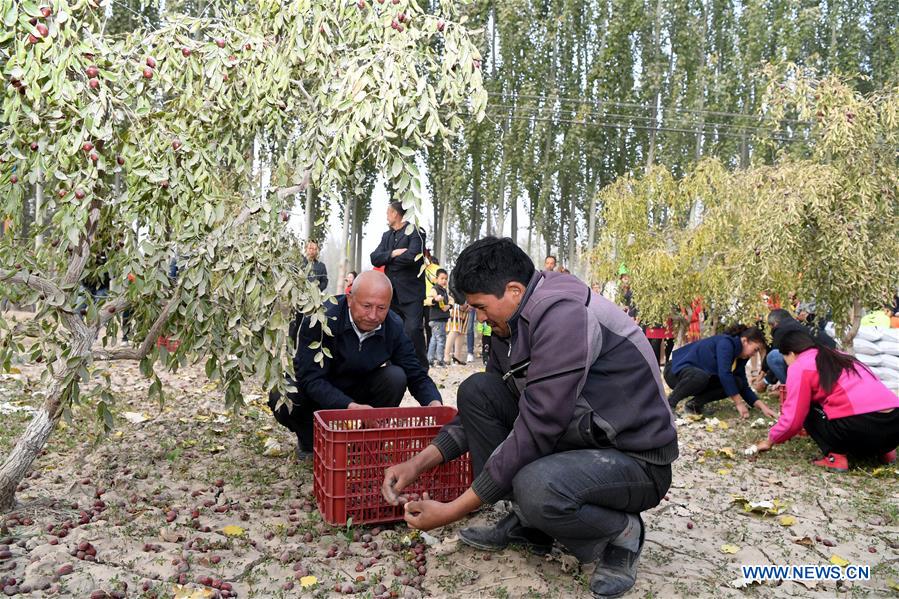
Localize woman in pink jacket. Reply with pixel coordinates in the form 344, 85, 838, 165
753, 330, 899, 471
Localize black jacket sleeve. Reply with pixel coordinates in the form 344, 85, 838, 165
293, 316, 355, 409
369, 231, 391, 267
391, 227, 425, 267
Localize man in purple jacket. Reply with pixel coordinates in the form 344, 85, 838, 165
381, 237, 678, 598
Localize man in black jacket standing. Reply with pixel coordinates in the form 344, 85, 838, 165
370, 201, 428, 367
268, 271, 442, 460
304, 239, 328, 293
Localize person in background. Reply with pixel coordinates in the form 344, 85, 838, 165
665, 324, 778, 418
267, 271, 442, 460
543, 255, 557, 271
763, 309, 837, 386
753, 330, 899, 471
444, 300, 470, 365
591, 282, 602, 294
427, 269, 451, 368
645, 318, 675, 368
466, 306, 476, 363
683, 298, 703, 343
344, 271, 357, 295
422, 250, 441, 349
476, 321, 492, 365
304, 240, 328, 293
559, 266, 571, 274
370, 201, 428, 367
619, 273, 637, 321
860, 304, 893, 328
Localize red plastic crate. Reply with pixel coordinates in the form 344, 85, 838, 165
313, 406, 472, 525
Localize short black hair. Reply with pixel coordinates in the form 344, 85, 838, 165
450, 237, 535, 300
767, 308, 792, 328
388, 200, 406, 216
545, 255, 556, 262
435, 268, 448, 278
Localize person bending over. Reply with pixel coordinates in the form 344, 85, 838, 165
752, 330, 899, 471
268, 271, 441, 460
380, 237, 678, 598
665, 325, 777, 418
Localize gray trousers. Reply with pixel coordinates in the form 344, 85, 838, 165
458, 372, 672, 562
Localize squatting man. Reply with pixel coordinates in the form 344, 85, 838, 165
380, 237, 678, 599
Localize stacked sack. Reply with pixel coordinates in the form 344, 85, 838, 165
851, 327, 899, 392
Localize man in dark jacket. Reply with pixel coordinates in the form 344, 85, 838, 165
380, 237, 678, 599
370, 202, 428, 367
268, 271, 442, 459
764, 308, 837, 384
303, 240, 328, 292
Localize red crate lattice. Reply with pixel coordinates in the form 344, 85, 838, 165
313, 406, 472, 525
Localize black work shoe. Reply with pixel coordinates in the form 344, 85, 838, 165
683, 400, 703, 416
295, 440, 313, 462
590, 515, 645, 598
458, 512, 553, 555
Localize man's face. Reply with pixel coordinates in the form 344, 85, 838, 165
544, 257, 556, 271
620, 274, 630, 286
387, 206, 403, 228
305, 242, 319, 261
465, 282, 525, 338
347, 284, 391, 332
436, 272, 448, 287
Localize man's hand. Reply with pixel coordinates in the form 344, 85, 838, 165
347, 402, 374, 410
427, 400, 442, 407
382, 460, 420, 506
404, 492, 457, 531
755, 400, 778, 419
391, 248, 407, 258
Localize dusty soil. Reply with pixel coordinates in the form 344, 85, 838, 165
1, 359, 897, 598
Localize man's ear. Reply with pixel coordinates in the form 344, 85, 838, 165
506, 281, 527, 298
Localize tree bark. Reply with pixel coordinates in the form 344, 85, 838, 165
842, 299, 863, 350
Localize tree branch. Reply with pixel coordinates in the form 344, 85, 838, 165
274, 172, 311, 199
92, 290, 181, 361
63, 200, 102, 287
1, 270, 64, 299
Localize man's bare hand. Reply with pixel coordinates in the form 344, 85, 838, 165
391, 248, 407, 258
382, 460, 420, 506
404, 492, 456, 531
755, 399, 778, 419
347, 402, 374, 410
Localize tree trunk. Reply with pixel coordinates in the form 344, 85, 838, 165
841, 299, 863, 350
354, 208, 364, 270
510, 182, 518, 245
0, 331, 92, 511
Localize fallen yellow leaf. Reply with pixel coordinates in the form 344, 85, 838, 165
719, 447, 735, 459
221, 525, 245, 537
720, 544, 741, 554
718, 421, 729, 430
830, 554, 849, 567
778, 515, 796, 527
300, 575, 318, 588
173, 585, 214, 599
887, 578, 899, 591
717, 468, 731, 476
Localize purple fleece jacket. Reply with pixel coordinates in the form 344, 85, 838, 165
431, 271, 679, 504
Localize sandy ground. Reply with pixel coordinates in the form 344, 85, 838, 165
1, 359, 898, 598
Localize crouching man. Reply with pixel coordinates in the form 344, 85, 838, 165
269, 271, 442, 460
381, 238, 678, 598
